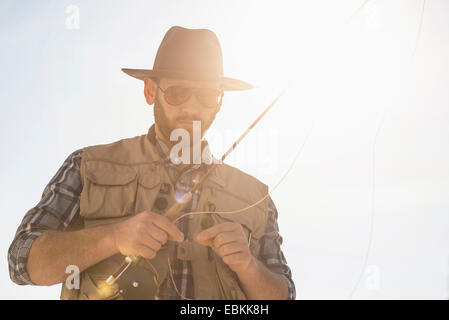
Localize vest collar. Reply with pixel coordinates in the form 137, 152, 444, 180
147, 124, 158, 146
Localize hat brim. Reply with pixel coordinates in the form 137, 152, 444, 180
121, 68, 253, 91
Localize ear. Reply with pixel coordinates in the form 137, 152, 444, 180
143, 78, 157, 105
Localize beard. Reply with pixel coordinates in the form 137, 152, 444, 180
153, 92, 217, 145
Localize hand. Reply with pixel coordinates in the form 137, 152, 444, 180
112, 210, 184, 259
193, 222, 255, 274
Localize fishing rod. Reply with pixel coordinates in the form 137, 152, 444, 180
106, 87, 288, 286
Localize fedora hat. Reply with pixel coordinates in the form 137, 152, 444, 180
122, 26, 253, 91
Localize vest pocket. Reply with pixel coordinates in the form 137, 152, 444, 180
135, 170, 161, 214
80, 161, 138, 219
214, 256, 248, 300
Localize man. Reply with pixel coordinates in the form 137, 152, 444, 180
8, 26, 295, 300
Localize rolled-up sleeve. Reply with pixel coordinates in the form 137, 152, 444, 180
258, 196, 296, 300
8, 149, 84, 285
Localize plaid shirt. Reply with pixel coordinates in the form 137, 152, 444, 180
8, 125, 295, 300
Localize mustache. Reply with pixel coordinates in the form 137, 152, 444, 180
176, 117, 200, 122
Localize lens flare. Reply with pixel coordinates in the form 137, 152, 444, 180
96, 280, 119, 299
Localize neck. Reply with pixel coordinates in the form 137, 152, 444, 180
154, 123, 175, 148
154, 123, 203, 168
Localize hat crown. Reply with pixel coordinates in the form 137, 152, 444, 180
121, 26, 253, 90
153, 26, 224, 79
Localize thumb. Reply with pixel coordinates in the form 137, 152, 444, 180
193, 232, 213, 247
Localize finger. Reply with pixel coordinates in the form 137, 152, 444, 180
194, 222, 240, 242
192, 236, 214, 247
138, 233, 162, 252
133, 244, 156, 260
141, 211, 183, 242
146, 224, 168, 245
212, 231, 244, 249
194, 230, 243, 249
222, 252, 248, 266
151, 214, 184, 242
217, 242, 248, 257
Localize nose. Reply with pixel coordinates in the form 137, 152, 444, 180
176, 93, 202, 119
181, 90, 202, 111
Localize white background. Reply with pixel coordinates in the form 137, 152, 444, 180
1, 0, 448, 299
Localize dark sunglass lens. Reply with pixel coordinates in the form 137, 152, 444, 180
197, 89, 221, 108
164, 86, 191, 105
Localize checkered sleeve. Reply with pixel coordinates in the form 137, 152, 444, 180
258, 196, 296, 300
8, 149, 84, 285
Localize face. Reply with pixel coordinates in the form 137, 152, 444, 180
144, 77, 223, 143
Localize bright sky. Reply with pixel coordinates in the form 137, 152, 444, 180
1, 0, 448, 299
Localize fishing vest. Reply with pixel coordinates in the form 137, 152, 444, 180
60, 130, 268, 300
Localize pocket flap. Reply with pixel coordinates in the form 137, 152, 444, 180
85, 161, 136, 186
138, 171, 161, 189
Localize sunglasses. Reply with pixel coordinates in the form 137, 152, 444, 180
157, 85, 223, 109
